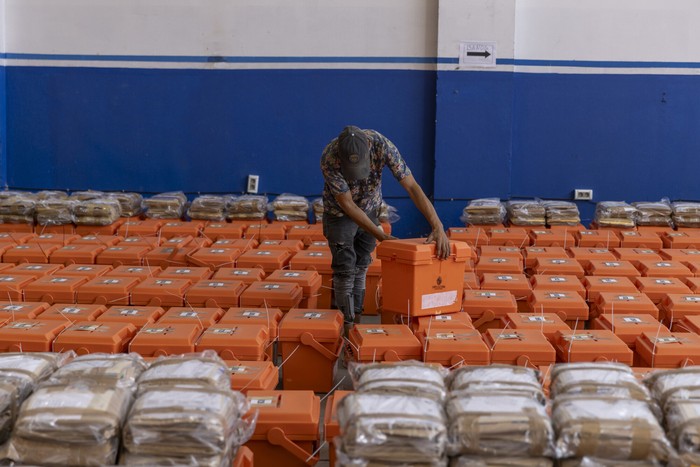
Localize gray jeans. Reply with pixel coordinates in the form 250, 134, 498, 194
323, 213, 378, 324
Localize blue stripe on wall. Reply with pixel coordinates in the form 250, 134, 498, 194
0, 65, 5, 187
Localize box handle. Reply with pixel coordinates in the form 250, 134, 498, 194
471, 310, 496, 330
299, 332, 341, 361
267, 427, 319, 465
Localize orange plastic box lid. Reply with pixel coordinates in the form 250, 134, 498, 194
0, 274, 37, 300
612, 248, 662, 268
682, 259, 700, 278
480, 274, 532, 301
76, 276, 142, 306
461, 290, 517, 319
582, 276, 639, 302
201, 222, 244, 240
211, 238, 259, 252
286, 225, 326, 245
411, 312, 474, 334
522, 247, 569, 269
376, 238, 471, 264
159, 221, 204, 239
289, 250, 334, 274
266, 270, 322, 297
74, 221, 124, 236
0, 301, 50, 320
659, 294, 700, 326
635, 331, 700, 368
672, 315, 700, 333
0, 319, 69, 352
39, 303, 107, 323
550, 224, 586, 232
257, 240, 305, 253
96, 245, 152, 267
71, 235, 122, 246
211, 267, 266, 284
196, 323, 269, 360
638, 260, 693, 279
52, 321, 137, 354
236, 249, 292, 273
618, 230, 663, 249
0, 245, 16, 260
447, 227, 489, 247
463, 272, 479, 290
221, 307, 283, 339
348, 324, 422, 362
187, 247, 242, 269
105, 265, 161, 280
239, 282, 303, 311
130, 277, 192, 307
0, 224, 33, 234
553, 329, 633, 365
482, 328, 555, 367
160, 236, 196, 249
243, 224, 287, 241
324, 390, 353, 440
568, 247, 617, 263
530, 274, 586, 299
185, 279, 247, 308
529, 229, 576, 248
117, 219, 164, 237
59, 264, 113, 280
594, 292, 659, 319
478, 246, 523, 261
157, 306, 224, 330
306, 241, 330, 251
247, 390, 320, 439
227, 360, 279, 393
575, 230, 621, 248
475, 256, 523, 276
5, 263, 64, 279
279, 309, 343, 343
144, 245, 198, 268
634, 277, 692, 303
4, 244, 60, 264
637, 226, 675, 236
487, 228, 530, 247
586, 259, 640, 279
118, 236, 163, 248
685, 276, 700, 292
528, 290, 589, 321
591, 313, 666, 347
96, 306, 165, 329
0, 232, 35, 244
660, 248, 700, 263
418, 329, 490, 366
0, 264, 15, 273
502, 312, 570, 342
158, 266, 213, 281
36, 224, 76, 235
662, 231, 700, 249
533, 257, 585, 278
27, 233, 80, 246
23, 275, 89, 304
128, 322, 202, 356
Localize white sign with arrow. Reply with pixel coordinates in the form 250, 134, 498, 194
459, 41, 496, 67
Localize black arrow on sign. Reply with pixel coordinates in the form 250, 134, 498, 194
467, 50, 491, 58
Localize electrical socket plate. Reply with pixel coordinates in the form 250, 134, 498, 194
574, 189, 593, 200
247, 175, 260, 194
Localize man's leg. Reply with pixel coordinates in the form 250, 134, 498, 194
352, 215, 379, 323
323, 215, 358, 330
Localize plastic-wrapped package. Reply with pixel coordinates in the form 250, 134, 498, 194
632, 200, 673, 227
35, 199, 78, 226
542, 200, 581, 226
337, 393, 447, 464
269, 193, 309, 222
672, 202, 700, 228
379, 201, 400, 224
645, 367, 700, 410
121, 387, 251, 467
0, 383, 18, 444
460, 198, 506, 225
4, 384, 132, 466
594, 201, 637, 228
45, 353, 147, 390
506, 200, 546, 226
227, 195, 269, 220
137, 351, 230, 393
449, 457, 553, 467
106, 192, 144, 217
551, 363, 652, 402
350, 361, 448, 402
69, 190, 105, 201
558, 459, 663, 467
0, 352, 72, 401
0, 196, 36, 224
35, 190, 69, 200
187, 195, 236, 221
144, 192, 188, 219
0, 190, 35, 200
446, 393, 553, 457
312, 198, 324, 222
552, 396, 673, 462
74, 198, 122, 225
335, 442, 447, 467
447, 366, 545, 404
664, 400, 700, 455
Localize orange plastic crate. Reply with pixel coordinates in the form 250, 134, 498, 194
71, 235, 122, 246
685, 276, 700, 292
553, 329, 633, 364
411, 312, 474, 334
0, 245, 16, 261
221, 307, 283, 360
638, 260, 693, 279
482, 329, 555, 367
306, 241, 329, 251
529, 229, 576, 248
364, 256, 382, 315
586, 259, 640, 279
117, 219, 163, 237
157, 306, 223, 330
266, 270, 322, 309
662, 231, 700, 249
530, 274, 585, 299
478, 245, 523, 261
233, 446, 254, 467
347, 324, 421, 363
0, 274, 37, 301
533, 257, 585, 278
143, 245, 198, 268
0, 264, 14, 274
245, 390, 320, 467
187, 247, 241, 270
324, 390, 352, 467
159, 221, 204, 239
118, 236, 162, 248
4, 244, 59, 264
243, 224, 286, 241
583, 275, 639, 302
52, 321, 137, 354
279, 309, 343, 391
501, 312, 570, 342
480, 273, 532, 311
463, 272, 479, 290
567, 248, 617, 269
211, 267, 266, 284
672, 315, 700, 333
0, 301, 50, 320
575, 230, 621, 248
461, 290, 517, 331
285, 225, 326, 246
196, 323, 269, 360
528, 290, 588, 325
0, 232, 35, 244
289, 250, 334, 309
130, 277, 192, 307
488, 228, 530, 247
38, 303, 107, 323
236, 249, 292, 274
612, 248, 662, 268
634, 277, 692, 304
74, 219, 125, 236
27, 233, 80, 246
157, 266, 212, 281
184, 279, 247, 309
618, 230, 663, 249
159, 235, 196, 249
637, 226, 675, 236
211, 238, 259, 252
96, 306, 165, 330
59, 264, 113, 280
239, 282, 302, 312
257, 239, 304, 253
227, 360, 279, 393
659, 293, 700, 327
522, 247, 569, 270
6, 263, 64, 279
0, 319, 69, 352
635, 331, 700, 368
76, 276, 141, 306
447, 227, 489, 247
35, 224, 76, 235
23, 275, 89, 304
475, 255, 523, 277
418, 329, 490, 367
96, 245, 151, 267
591, 313, 666, 350
593, 292, 659, 320
660, 248, 700, 264
201, 222, 243, 240
0, 224, 33, 234
128, 322, 202, 357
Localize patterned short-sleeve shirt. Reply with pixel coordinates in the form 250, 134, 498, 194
320, 129, 411, 218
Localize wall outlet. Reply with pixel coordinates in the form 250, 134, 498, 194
574, 189, 593, 200
247, 175, 260, 194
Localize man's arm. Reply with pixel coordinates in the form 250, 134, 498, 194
399, 174, 450, 259
334, 192, 395, 242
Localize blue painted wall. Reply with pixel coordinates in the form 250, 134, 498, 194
0, 65, 5, 187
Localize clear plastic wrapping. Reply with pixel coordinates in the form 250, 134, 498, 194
0, 352, 72, 401
558, 459, 663, 467
449, 457, 553, 467
645, 367, 700, 410
74, 198, 122, 225
106, 192, 144, 217
337, 393, 447, 464
446, 393, 554, 457
136, 351, 230, 393
312, 197, 324, 222
269, 193, 309, 222
0, 382, 18, 444
45, 353, 147, 390
5, 384, 132, 466
0, 196, 36, 224
379, 201, 400, 224
350, 361, 448, 402
632, 199, 673, 227
336, 442, 447, 467
447, 366, 545, 404
552, 396, 673, 462
35, 199, 78, 226
227, 195, 269, 220
672, 202, 700, 227
144, 192, 188, 219
664, 399, 700, 455
594, 201, 637, 228
187, 195, 236, 221
35, 190, 68, 200
460, 198, 506, 225
542, 200, 581, 226
69, 190, 105, 201
506, 200, 546, 226
551, 363, 653, 403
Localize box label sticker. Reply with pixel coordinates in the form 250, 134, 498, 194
178, 311, 198, 317
102, 279, 121, 284
435, 315, 452, 321
207, 282, 225, 287
211, 249, 226, 253
365, 328, 387, 334
242, 311, 261, 317
580, 231, 593, 235
636, 249, 655, 254
422, 290, 458, 310
655, 279, 673, 285
309, 252, 324, 257
248, 396, 276, 407
9, 322, 35, 329
144, 327, 169, 334
119, 309, 140, 316
50, 278, 68, 283
76, 267, 93, 271
685, 296, 700, 302
600, 278, 618, 284
604, 262, 621, 267
527, 316, 548, 322
617, 295, 636, 300
283, 272, 301, 277
263, 284, 281, 290
547, 293, 567, 298
60, 307, 81, 314
550, 277, 567, 282
256, 251, 272, 255
497, 333, 520, 340
127, 268, 144, 272
655, 336, 681, 344
25, 266, 43, 270
591, 249, 608, 253
232, 271, 250, 275
496, 276, 513, 281
75, 324, 100, 332
0, 277, 14, 282
175, 269, 191, 274
155, 280, 173, 285
656, 262, 672, 267
230, 365, 250, 374
211, 328, 234, 334
477, 292, 497, 297
550, 259, 567, 264
3, 306, 24, 311
564, 334, 595, 341
490, 258, 507, 263
435, 332, 455, 339
622, 317, 642, 323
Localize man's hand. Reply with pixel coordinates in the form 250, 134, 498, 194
380, 233, 398, 242
426, 226, 450, 259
